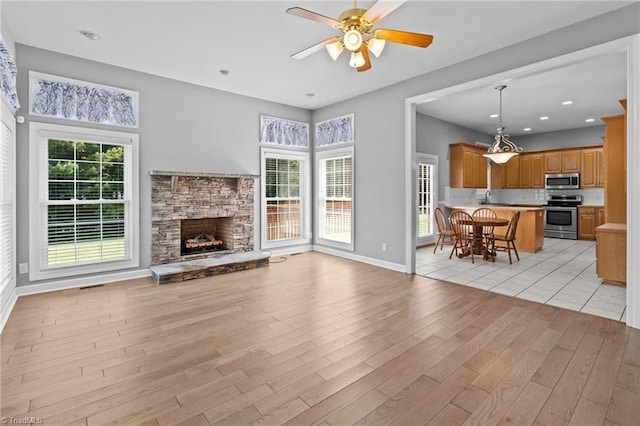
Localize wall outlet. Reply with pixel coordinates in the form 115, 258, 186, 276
381, 243, 388, 252
19, 263, 29, 274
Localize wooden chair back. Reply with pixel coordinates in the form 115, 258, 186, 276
472, 207, 497, 235
449, 210, 474, 240
434, 207, 448, 234
507, 211, 521, 240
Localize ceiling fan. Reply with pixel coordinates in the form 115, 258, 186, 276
286, 0, 433, 72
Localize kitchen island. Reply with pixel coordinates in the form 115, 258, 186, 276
447, 205, 545, 253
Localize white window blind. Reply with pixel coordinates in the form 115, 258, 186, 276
317, 147, 354, 249
30, 122, 139, 280
0, 104, 16, 309
261, 148, 310, 248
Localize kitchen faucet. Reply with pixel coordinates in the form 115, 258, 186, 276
483, 190, 491, 204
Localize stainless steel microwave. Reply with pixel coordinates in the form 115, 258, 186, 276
545, 173, 580, 189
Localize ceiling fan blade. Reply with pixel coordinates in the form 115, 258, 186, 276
286, 7, 341, 28
362, 0, 407, 24
291, 37, 339, 60
373, 28, 433, 48
357, 47, 372, 72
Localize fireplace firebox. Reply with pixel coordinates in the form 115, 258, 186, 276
180, 217, 232, 256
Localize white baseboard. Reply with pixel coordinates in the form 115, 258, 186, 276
263, 245, 313, 258
1, 288, 18, 333
312, 245, 407, 273
16, 269, 151, 296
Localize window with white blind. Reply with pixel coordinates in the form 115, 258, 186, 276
29, 122, 139, 280
417, 154, 438, 245
261, 147, 310, 248
1, 101, 16, 320
316, 147, 354, 250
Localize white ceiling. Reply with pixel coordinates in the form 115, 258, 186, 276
1, 0, 632, 134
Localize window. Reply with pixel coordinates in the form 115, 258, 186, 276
261, 148, 310, 248
29, 122, 139, 280
317, 147, 354, 250
1, 101, 16, 316
417, 154, 438, 245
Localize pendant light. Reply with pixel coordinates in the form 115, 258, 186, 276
483, 85, 523, 164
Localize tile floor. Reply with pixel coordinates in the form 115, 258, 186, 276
417, 237, 627, 322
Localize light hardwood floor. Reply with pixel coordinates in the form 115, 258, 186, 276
1, 252, 638, 426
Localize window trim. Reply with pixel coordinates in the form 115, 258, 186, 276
315, 146, 355, 251
29, 122, 139, 281
260, 147, 311, 249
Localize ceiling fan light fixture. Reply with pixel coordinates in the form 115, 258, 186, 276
343, 29, 363, 51
326, 40, 345, 61
349, 50, 366, 68
367, 37, 386, 57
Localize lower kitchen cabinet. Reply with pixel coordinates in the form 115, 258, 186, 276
578, 206, 604, 240
596, 223, 626, 286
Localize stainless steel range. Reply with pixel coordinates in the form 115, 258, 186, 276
544, 194, 583, 240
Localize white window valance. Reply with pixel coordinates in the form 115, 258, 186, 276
0, 41, 20, 110
259, 115, 309, 148
29, 72, 138, 128
315, 113, 354, 147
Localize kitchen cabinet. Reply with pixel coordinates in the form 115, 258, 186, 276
596, 223, 626, 286
450, 143, 488, 188
578, 206, 604, 240
602, 101, 626, 223
544, 149, 581, 173
504, 156, 519, 188
518, 153, 544, 188
581, 148, 605, 188
490, 162, 505, 189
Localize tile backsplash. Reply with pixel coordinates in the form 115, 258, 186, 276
446, 187, 604, 206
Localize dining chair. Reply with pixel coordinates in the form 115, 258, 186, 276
473, 207, 498, 257
433, 207, 455, 253
448, 210, 476, 263
491, 211, 521, 264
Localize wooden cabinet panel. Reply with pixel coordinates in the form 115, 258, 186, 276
519, 155, 532, 187
505, 156, 519, 188
562, 150, 581, 172
545, 150, 581, 174
581, 148, 604, 188
602, 114, 626, 223
596, 223, 626, 286
578, 206, 597, 240
490, 162, 505, 189
545, 152, 562, 173
531, 154, 544, 188
450, 143, 488, 188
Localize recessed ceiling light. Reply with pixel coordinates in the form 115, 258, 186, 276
305, 93, 315, 98
540, 116, 549, 120
218, 69, 230, 76
80, 30, 100, 41
523, 128, 532, 132
562, 101, 573, 105
489, 114, 499, 118
585, 118, 595, 123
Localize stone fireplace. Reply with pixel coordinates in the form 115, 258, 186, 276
150, 171, 268, 283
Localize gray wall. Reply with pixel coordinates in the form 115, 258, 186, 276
312, 3, 639, 266
14, 45, 311, 287
516, 125, 605, 151
416, 113, 491, 200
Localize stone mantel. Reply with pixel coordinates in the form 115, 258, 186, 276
150, 171, 259, 192
150, 170, 259, 178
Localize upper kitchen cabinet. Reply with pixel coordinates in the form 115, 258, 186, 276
504, 155, 520, 188
602, 99, 627, 223
450, 143, 488, 188
581, 148, 605, 188
544, 149, 581, 173
519, 153, 545, 188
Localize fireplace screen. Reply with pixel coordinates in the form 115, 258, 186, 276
180, 217, 232, 256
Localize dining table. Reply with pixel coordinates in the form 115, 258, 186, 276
457, 217, 510, 262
